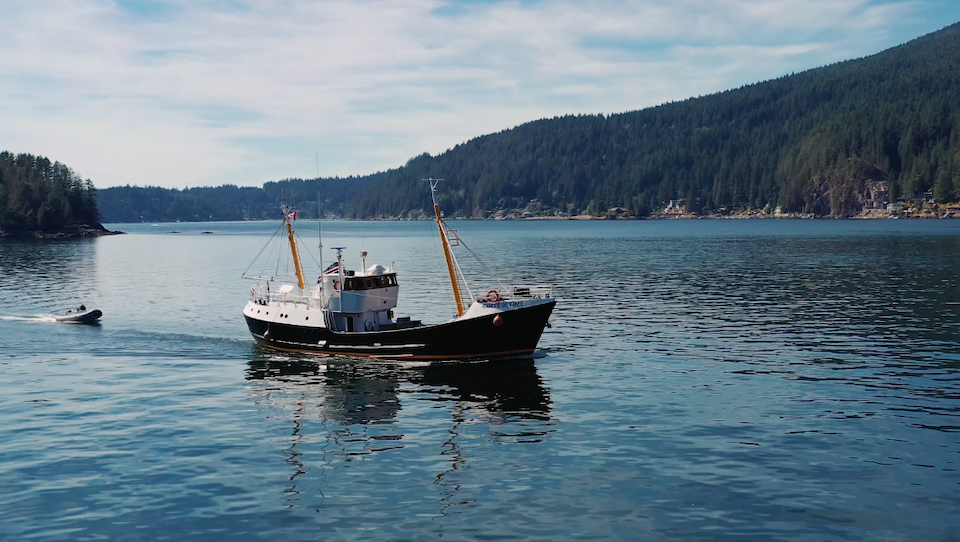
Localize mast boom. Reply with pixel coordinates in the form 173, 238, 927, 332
427, 178, 465, 316
286, 221, 306, 290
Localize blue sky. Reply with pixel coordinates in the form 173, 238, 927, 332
1, 0, 958, 189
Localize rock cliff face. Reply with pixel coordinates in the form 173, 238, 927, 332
807, 159, 892, 218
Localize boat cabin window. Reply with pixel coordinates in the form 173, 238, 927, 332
343, 273, 398, 291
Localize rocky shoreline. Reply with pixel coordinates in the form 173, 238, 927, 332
350, 209, 958, 221
0, 224, 124, 239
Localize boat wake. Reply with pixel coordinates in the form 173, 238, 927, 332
0, 314, 59, 323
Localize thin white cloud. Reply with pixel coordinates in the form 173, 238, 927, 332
0, 0, 944, 188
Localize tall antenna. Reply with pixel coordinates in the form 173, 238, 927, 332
315, 151, 324, 220
426, 177, 444, 209
317, 152, 323, 270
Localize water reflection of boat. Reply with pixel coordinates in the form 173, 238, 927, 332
245, 349, 553, 511
245, 353, 552, 426
246, 356, 402, 426
417, 360, 552, 420
241, 180, 556, 360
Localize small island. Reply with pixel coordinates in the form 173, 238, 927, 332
0, 151, 119, 238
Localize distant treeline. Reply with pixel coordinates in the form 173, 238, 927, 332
96, 176, 377, 222
0, 152, 101, 234
95, 22, 960, 221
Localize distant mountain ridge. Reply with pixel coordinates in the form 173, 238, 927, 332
97, 22, 960, 221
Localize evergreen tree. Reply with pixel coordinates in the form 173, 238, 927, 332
0, 152, 103, 234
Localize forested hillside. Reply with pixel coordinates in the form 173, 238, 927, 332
97, 175, 378, 222
347, 22, 960, 218
96, 22, 960, 221
0, 152, 104, 236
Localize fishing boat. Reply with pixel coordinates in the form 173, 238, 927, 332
241, 179, 556, 360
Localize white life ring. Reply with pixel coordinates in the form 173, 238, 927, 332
333, 279, 340, 292
485, 289, 501, 302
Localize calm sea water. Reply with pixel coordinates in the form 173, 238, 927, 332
1, 219, 959, 541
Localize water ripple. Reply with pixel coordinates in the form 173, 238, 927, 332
2, 221, 960, 540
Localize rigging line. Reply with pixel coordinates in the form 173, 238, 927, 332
241, 222, 285, 278
276, 226, 287, 278
436, 220, 475, 300
283, 234, 293, 280
450, 248, 474, 302
260, 231, 283, 279
450, 231, 508, 290
251, 224, 284, 277
429, 210, 445, 286
293, 229, 321, 269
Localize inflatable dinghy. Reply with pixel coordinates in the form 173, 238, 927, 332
56, 308, 102, 324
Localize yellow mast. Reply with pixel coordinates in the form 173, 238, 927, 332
286, 221, 306, 290
429, 179, 464, 316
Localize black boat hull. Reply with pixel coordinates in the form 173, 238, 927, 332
55, 309, 102, 325
244, 301, 556, 360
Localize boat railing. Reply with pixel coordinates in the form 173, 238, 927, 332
250, 282, 328, 309
502, 284, 553, 300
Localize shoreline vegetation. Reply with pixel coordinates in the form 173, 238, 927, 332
468, 198, 960, 221
120, 205, 958, 223
307, 194, 960, 221
0, 152, 121, 239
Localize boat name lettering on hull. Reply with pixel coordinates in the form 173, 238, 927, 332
483, 301, 524, 309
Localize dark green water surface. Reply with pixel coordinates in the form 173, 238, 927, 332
1, 219, 958, 541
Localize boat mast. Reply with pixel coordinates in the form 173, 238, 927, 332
285, 213, 306, 291
427, 178, 465, 317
